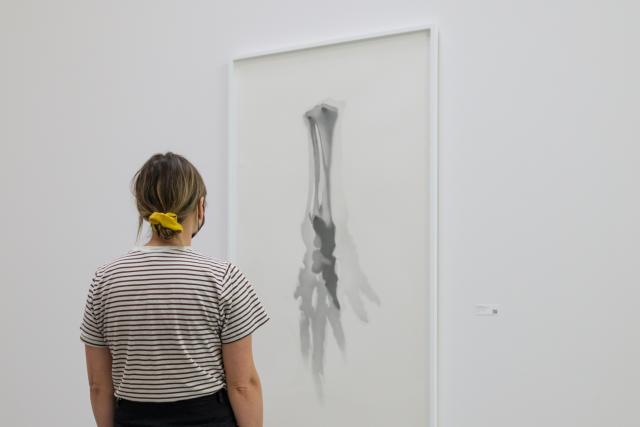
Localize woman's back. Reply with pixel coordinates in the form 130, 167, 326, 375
81, 245, 269, 403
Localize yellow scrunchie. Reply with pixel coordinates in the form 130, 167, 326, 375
148, 211, 183, 232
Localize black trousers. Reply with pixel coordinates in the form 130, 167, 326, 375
114, 388, 239, 427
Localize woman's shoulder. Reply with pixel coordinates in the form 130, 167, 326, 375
186, 248, 232, 279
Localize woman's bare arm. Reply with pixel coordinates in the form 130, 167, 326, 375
84, 345, 114, 427
222, 335, 264, 427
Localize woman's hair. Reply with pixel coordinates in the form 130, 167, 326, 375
131, 152, 207, 242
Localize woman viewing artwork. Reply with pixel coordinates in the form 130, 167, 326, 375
80, 152, 270, 427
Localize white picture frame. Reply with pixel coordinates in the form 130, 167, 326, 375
227, 25, 439, 427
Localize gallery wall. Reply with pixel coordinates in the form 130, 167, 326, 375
1, 0, 638, 426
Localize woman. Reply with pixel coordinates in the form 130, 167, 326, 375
80, 152, 270, 427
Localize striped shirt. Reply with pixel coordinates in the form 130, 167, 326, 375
79, 245, 270, 402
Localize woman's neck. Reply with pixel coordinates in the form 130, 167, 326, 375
145, 234, 192, 247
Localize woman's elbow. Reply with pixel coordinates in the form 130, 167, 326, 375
228, 372, 261, 394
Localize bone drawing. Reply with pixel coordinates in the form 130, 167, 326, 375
305, 103, 340, 309
294, 102, 381, 400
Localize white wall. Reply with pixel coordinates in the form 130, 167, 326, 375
1, 1, 638, 426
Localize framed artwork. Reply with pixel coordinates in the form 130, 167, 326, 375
228, 25, 439, 427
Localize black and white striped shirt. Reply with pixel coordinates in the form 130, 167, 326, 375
79, 245, 270, 402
